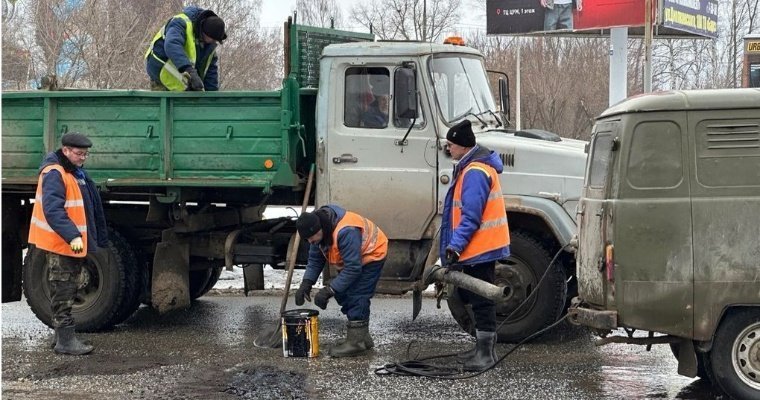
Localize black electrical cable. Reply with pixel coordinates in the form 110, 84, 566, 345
375, 243, 573, 379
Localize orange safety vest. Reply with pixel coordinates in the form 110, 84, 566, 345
452, 161, 510, 262
326, 211, 388, 271
28, 164, 88, 257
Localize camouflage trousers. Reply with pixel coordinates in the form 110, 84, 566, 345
46, 252, 85, 328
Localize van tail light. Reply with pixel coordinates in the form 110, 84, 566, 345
605, 244, 615, 283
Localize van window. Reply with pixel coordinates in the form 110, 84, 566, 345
626, 121, 683, 189
588, 133, 614, 189
696, 119, 760, 187
344, 67, 390, 129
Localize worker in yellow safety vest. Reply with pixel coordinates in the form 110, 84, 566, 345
145, 6, 227, 91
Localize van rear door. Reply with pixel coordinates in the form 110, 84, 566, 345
577, 120, 619, 308
614, 114, 693, 337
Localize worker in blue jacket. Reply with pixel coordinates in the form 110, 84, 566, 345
145, 6, 227, 91
294, 204, 388, 357
440, 119, 511, 371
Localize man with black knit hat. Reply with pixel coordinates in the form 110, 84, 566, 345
146, 5, 227, 91
28, 132, 109, 355
441, 119, 511, 371
294, 204, 388, 357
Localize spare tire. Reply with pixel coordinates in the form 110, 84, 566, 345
23, 236, 135, 332
447, 230, 568, 343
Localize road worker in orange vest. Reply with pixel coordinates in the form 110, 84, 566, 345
440, 119, 511, 371
28, 132, 109, 355
294, 205, 388, 357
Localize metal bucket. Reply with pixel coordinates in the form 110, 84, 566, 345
281, 309, 319, 357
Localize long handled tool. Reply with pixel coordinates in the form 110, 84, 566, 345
253, 164, 315, 348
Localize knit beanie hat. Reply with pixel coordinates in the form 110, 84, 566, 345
296, 212, 322, 239
201, 16, 227, 43
446, 119, 476, 147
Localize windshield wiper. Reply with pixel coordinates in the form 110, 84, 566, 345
484, 109, 502, 128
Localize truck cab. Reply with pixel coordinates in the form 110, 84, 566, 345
570, 89, 760, 400
315, 39, 587, 342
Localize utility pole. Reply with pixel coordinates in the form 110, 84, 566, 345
643, 0, 653, 92
422, 0, 427, 41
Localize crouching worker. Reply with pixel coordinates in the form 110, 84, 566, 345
294, 205, 387, 357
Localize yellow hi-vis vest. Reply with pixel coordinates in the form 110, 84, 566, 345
28, 165, 88, 257
145, 13, 215, 91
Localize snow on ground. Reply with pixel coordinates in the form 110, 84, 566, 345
213, 206, 321, 291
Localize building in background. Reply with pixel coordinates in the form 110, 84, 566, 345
743, 34, 760, 88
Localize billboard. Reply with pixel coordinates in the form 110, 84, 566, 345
487, 0, 717, 38
661, 0, 718, 38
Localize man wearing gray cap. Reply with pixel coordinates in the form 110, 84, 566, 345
28, 132, 109, 355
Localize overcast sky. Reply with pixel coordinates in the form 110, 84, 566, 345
260, 0, 487, 36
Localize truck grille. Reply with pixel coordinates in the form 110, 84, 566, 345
499, 152, 515, 167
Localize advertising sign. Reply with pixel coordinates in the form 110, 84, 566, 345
487, 0, 647, 35
661, 0, 718, 38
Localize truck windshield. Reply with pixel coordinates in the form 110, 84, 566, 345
429, 56, 496, 123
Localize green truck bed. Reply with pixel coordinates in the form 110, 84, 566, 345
2, 89, 306, 191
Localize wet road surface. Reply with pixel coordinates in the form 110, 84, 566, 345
2, 294, 724, 399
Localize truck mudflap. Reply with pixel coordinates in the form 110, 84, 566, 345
567, 304, 618, 330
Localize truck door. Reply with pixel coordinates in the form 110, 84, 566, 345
324, 64, 436, 240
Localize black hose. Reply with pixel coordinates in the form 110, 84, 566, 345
375, 244, 572, 379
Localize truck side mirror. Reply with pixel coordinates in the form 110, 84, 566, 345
499, 77, 510, 123
394, 67, 418, 119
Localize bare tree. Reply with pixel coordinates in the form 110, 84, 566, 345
350, 0, 461, 41
295, 0, 342, 29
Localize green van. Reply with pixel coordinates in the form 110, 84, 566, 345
570, 89, 760, 400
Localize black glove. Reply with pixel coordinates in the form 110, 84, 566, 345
186, 67, 204, 91
295, 279, 315, 306
445, 247, 460, 266
314, 286, 335, 310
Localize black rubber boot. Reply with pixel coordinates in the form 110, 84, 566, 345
463, 330, 496, 371
49, 330, 91, 349
53, 326, 93, 355
328, 320, 369, 357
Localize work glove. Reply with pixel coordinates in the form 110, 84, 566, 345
314, 286, 334, 310
295, 279, 315, 306
70, 237, 84, 254
445, 247, 460, 267
185, 67, 204, 91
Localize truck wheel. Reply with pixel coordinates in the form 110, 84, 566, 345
706, 309, 760, 399
107, 229, 142, 325
447, 230, 567, 343
23, 241, 131, 332
189, 266, 223, 300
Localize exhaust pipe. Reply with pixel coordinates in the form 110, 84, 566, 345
423, 262, 512, 303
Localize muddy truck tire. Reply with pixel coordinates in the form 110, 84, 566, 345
23, 229, 139, 332
189, 265, 223, 300
705, 308, 760, 400
447, 230, 567, 343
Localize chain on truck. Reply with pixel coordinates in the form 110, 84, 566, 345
1, 18, 587, 343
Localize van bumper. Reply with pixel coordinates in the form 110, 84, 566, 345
568, 306, 618, 330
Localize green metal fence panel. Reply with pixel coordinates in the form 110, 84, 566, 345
291, 24, 374, 88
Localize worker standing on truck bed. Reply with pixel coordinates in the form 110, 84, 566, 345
441, 119, 511, 371
28, 133, 109, 355
294, 205, 388, 357
145, 6, 227, 91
